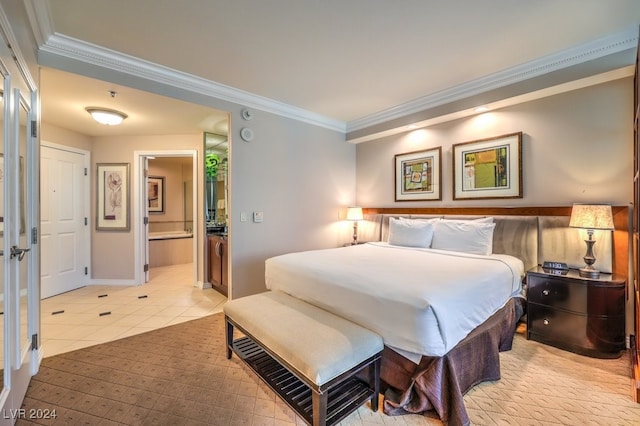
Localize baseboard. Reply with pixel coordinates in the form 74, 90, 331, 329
88, 279, 139, 286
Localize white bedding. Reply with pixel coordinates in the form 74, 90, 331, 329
265, 242, 524, 358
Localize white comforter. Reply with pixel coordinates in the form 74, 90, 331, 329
265, 242, 523, 358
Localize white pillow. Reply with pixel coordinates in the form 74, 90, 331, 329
442, 216, 494, 224
388, 217, 434, 248
398, 216, 442, 224
431, 220, 496, 255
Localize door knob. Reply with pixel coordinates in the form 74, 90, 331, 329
10, 245, 30, 261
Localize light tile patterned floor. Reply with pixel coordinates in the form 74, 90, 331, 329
41, 263, 226, 357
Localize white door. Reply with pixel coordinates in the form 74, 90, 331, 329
0, 85, 40, 421
40, 144, 89, 298
0, 4, 41, 420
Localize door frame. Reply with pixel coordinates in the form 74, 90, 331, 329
133, 150, 198, 286
40, 141, 91, 296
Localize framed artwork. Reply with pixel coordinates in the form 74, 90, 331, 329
148, 176, 165, 213
96, 163, 130, 231
452, 132, 522, 200
394, 147, 442, 201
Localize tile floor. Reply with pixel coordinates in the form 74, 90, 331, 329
40, 263, 226, 358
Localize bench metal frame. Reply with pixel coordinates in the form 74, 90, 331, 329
225, 315, 381, 426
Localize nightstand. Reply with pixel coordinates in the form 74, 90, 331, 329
526, 266, 625, 358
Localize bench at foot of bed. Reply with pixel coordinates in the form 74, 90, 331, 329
223, 290, 383, 426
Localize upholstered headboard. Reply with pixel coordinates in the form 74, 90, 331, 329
359, 207, 629, 276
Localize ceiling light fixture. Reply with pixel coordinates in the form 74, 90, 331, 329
85, 107, 128, 126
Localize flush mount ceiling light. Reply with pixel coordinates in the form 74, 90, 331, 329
85, 107, 128, 126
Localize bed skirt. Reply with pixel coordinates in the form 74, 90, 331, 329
381, 296, 525, 426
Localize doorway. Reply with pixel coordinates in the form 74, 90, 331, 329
133, 150, 198, 286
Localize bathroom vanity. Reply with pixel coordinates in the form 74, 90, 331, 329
208, 233, 228, 296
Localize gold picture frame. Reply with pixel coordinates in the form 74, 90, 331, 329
452, 132, 522, 200
394, 147, 442, 201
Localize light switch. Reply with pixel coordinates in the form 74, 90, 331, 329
253, 211, 264, 223
240, 212, 247, 222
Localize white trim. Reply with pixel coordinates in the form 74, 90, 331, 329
347, 26, 639, 133
39, 33, 346, 133
0, 4, 36, 92
27, 2, 638, 138
347, 66, 635, 144
88, 279, 137, 286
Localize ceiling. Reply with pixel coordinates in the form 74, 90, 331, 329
34, 0, 640, 140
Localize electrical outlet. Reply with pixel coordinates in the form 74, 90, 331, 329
240, 212, 247, 222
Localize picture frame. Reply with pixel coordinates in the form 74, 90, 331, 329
452, 132, 522, 200
148, 176, 165, 214
394, 147, 442, 201
96, 163, 130, 231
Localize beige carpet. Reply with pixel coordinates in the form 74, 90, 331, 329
17, 314, 640, 425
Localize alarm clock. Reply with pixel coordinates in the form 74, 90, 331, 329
542, 261, 569, 270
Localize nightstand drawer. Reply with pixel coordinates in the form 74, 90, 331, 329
525, 266, 626, 358
528, 304, 625, 356
527, 275, 625, 316
527, 275, 584, 312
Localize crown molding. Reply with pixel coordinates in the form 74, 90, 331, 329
27, 0, 638, 137
346, 26, 639, 133
37, 34, 346, 133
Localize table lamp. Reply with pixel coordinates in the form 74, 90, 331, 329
569, 203, 614, 278
346, 207, 364, 245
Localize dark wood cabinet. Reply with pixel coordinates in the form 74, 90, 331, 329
208, 235, 228, 296
526, 266, 625, 358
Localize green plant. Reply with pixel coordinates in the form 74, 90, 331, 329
205, 153, 219, 178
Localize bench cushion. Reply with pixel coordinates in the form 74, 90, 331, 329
224, 290, 383, 386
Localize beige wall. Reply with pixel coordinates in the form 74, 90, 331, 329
39, 77, 633, 299
39, 129, 203, 282
229, 109, 355, 298
356, 78, 634, 207
148, 157, 192, 229
41, 123, 93, 152
91, 134, 202, 280
40, 116, 354, 297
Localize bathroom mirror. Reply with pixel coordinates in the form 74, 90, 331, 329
204, 132, 228, 233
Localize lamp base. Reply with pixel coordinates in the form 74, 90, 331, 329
351, 222, 359, 245
579, 234, 599, 278
578, 266, 600, 279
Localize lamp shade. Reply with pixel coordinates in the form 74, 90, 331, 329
569, 203, 614, 230
86, 107, 128, 126
346, 207, 363, 221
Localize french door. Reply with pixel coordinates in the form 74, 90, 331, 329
0, 10, 41, 423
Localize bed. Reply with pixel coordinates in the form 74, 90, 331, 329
264, 208, 626, 425
266, 241, 524, 358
